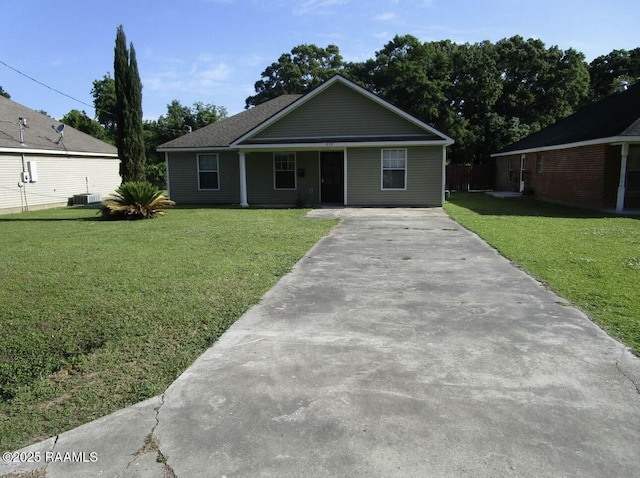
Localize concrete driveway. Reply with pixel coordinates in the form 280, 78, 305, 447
3, 208, 639, 477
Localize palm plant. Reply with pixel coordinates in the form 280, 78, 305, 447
100, 181, 175, 220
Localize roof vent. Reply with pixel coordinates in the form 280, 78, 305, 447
619, 80, 629, 92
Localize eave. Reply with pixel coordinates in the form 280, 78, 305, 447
491, 136, 640, 157
158, 139, 453, 154
0, 147, 119, 158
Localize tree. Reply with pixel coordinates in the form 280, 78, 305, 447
245, 44, 344, 107
143, 100, 227, 188
246, 35, 592, 164
589, 48, 640, 101
494, 36, 589, 132
114, 25, 146, 183
91, 74, 117, 140
60, 109, 111, 142
348, 36, 465, 157
0, 86, 9, 99
446, 41, 503, 162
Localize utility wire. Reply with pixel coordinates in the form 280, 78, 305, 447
0, 58, 196, 135
0, 59, 96, 111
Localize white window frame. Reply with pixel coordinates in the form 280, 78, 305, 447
381, 148, 407, 190
536, 153, 544, 174
274, 152, 297, 190
197, 153, 220, 191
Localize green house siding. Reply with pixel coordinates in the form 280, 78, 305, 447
347, 146, 443, 206
246, 151, 320, 205
167, 151, 240, 204
251, 82, 428, 140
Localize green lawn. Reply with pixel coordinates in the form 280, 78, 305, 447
0, 207, 337, 451
444, 192, 640, 355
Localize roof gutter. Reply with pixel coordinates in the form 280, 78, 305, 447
159, 140, 454, 154
491, 136, 640, 157
0, 147, 119, 158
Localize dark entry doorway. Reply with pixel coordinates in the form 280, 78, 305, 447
320, 152, 344, 204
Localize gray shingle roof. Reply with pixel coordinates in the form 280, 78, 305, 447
497, 82, 640, 154
158, 94, 302, 149
0, 96, 117, 155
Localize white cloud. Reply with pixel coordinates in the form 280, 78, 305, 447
292, 0, 350, 16
374, 12, 397, 21
144, 56, 233, 96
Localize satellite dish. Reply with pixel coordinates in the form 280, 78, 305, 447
55, 124, 65, 134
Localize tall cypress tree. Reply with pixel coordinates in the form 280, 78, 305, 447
114, 25, 146, 182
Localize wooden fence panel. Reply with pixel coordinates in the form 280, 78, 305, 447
446, 164, 495, 191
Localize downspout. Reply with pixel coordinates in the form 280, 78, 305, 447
20, 153, 29, 212
441, 146, 446, 204
616, 143, 629, 213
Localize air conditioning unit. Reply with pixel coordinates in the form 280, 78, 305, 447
73, 193, 102, 205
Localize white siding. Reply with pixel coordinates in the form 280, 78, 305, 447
0, 153, 120, 214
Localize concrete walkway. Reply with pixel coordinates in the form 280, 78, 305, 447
3, 208, 639, 477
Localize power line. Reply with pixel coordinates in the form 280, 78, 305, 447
0, 59, 96, 111
0, 59, 199, 136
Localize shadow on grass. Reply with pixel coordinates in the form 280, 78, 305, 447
446, 191, 632, 219
0, 215, 102, 222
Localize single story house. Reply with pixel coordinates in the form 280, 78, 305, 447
157, 75, 454, 207
0, 96, 120, 214
492, 82, 640, 212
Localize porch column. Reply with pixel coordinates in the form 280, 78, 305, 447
616, 143, 629, 213
343, 147, 348, 206
239, 151, 249, 207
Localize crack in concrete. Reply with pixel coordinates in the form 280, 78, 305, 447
120, 393, 177, 477
152, 394, 178, 478
615, 348, 640, 398
38, 435, 59, 476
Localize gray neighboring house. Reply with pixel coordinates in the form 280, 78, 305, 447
0, 96, 120, 214
158, 75, 454, 207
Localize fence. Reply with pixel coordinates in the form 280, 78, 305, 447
446, 163, 495, 191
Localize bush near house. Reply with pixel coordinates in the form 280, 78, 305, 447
444, 192, 640, 355
0, 207, 337, 451
99, 181, 175, 220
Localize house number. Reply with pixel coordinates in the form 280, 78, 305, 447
325, 142, 334, 147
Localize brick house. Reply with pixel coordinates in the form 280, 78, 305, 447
492, 83, 640, 212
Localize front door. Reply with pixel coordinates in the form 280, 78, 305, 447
321, 152, 344, 204
519, 154, 527, 193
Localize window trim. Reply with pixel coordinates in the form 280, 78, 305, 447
273, 152, 297, 190
197, 153, 220, 191
536, 153, 544, 174
381, 148, 408, 191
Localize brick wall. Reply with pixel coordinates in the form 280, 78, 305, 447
496, 144, 621, 209
495, 156, 518, 192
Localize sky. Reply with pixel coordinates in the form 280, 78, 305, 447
1, 0, 639, 122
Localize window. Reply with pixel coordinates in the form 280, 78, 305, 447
198, 154, 219, 190
536, 153, 544, 174
274, 152, 296, 189
382, 149, 407, 190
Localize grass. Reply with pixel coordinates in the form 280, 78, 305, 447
444, 192, 640, 355
0, 207, 337, 452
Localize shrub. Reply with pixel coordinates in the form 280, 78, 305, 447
100, 181, 175, 220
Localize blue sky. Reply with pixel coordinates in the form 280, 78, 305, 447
1, 0, 638, 121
